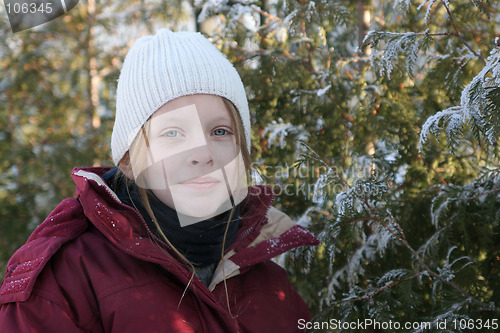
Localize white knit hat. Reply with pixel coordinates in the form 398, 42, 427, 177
111, 29, 251, 165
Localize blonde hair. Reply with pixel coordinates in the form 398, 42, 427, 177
118, 97, 251, 313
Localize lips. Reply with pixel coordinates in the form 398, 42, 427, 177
179, 176, 221, 190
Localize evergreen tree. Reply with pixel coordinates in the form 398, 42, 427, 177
0, 0, 186, 278
1, 1, 499, 331
191, 0, 500, 331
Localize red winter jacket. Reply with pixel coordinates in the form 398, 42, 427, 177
0, 167, 318, 332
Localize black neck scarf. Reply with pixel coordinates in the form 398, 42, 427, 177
108, 171, 241, 267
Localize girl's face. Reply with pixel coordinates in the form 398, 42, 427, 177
129, 94, 247, 226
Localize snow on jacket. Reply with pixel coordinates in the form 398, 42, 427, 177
0, 167, 319, 332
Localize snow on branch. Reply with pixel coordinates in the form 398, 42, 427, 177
418, 106, 465, 149
419, 43, 500, 150
364, 31, 430, 77
393, 0, 413, 13
417, 0, 438, 25
437, 246, 473, 282
263, 118, 309, 150
195, 0, 230, 24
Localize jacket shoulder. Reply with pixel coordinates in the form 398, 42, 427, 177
231, 206, 318, 269
0, 198, 88, 304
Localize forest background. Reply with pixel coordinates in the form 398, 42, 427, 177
1, 0, 499, 332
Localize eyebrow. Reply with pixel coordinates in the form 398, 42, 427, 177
152, 109, 195, 121
207, 115, 234, 126
150, 111, 202, 131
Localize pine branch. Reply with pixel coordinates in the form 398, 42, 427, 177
232, 0, 284, 23
360, 197, 500, 314
440, 0, 486, 64
340, 216, 374, 227
467, 187, 500, 200
412, 299, 469, 333
342, 271, 423, 302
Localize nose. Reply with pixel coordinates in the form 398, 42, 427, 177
190, 145, 213, 166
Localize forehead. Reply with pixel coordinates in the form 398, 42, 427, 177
152, 94, 231, 122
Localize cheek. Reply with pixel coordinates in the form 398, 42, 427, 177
223, 153, 248, 192
149, 142, 183, 163
139, 159, 179, 190
211, 141, 239, 167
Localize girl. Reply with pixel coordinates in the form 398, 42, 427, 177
0, 29, 318, 332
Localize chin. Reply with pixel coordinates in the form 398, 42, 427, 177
176, 198, 228, 218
